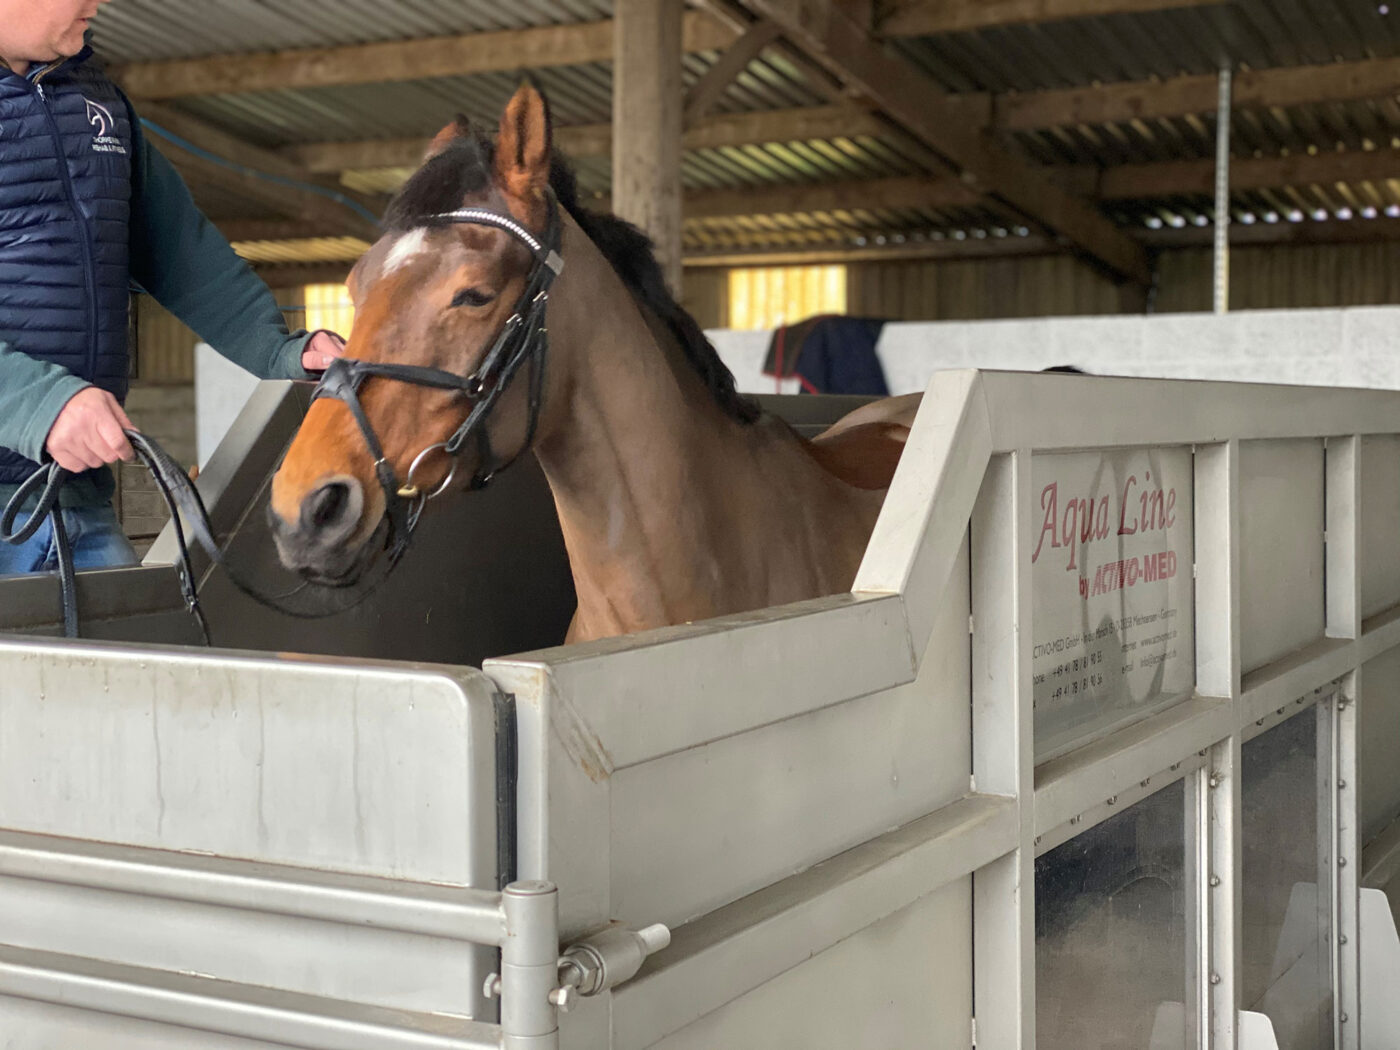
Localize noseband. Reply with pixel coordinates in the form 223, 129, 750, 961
312, 194, 564, 563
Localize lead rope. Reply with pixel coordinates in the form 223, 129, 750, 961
1, 429, 405, 645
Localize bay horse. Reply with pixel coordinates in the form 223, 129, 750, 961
269, 84, 920, 644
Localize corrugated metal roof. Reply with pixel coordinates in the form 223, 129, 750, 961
92, 0, 1400, 262
91, 0, 615, 62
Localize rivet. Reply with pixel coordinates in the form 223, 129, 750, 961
1341, 1013, 1349, 1023
1107, 796, 1117, 805
1140, 778, 1151, 788
1208, 776, 1220, 788
1170, 762, 1181, 771
1069, 815, 1081, 825
1339, 857, 1348, 867
1033, 836, 1041, 846
1338, 779, 1347, 789
1210, 973, 1221, 985
1209, 875, 1221, 887
1339, 934, 1348, 944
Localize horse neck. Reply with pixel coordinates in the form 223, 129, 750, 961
532, 219, 798, 639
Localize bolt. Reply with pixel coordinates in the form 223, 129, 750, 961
1339, 857, 1348, 867
1341, 1013, 1349, 1023
1210, 973, 1221, 985
1170, 763, 1181, 771
483, 973, 501, 999
1107, 796, 1117, 805
1069, 815, 1081, 825
1033, 836, 1041, 846
1339, 934, 1348, 945
1338, 779, 1347, 789
549, 985, 577, 1012
1208, 775, 1220, 789
1209, 875, 1221, 887
1140, 778, 1151, 788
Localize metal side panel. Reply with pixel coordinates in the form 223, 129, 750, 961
0, 638, 502, 1022
644, 877, 971, 1050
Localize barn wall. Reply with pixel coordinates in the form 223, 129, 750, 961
133, 287, 306, 382
846, 253, 1124, 320
836, 243, 1400, 323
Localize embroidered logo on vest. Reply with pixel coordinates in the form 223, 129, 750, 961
85, 97, 125, 154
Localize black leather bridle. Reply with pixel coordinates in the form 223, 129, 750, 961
312, 193, 564, 564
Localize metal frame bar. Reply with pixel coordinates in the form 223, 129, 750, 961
0, 862, 560, 1049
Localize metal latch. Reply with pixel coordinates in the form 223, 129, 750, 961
484, 921, 671, 1012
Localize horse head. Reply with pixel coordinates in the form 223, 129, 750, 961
269, 83, 558, 584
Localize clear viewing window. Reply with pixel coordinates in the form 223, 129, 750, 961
725, 265, 847, 330
1036, 780, 1194, 1049
1242, 709, 1333, 1049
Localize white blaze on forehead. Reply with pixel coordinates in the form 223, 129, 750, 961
382, 227, 430, 275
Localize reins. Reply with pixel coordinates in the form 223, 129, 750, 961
1, 195, 564, 642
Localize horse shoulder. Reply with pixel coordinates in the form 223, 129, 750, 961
802, 393, 921, 491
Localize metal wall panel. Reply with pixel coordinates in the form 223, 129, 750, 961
1361, 645, 1400, 845
1239, 439, 1327, 675
1360, 436, 1400, 622
649, 878, 972, 1050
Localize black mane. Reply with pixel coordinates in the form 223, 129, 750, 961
383, 132, 760, 425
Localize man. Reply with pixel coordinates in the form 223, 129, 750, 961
0, 0, 347, 573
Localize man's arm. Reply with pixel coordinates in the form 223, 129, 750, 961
0, 345, 134, 471
124, 101, 315, 382
0, 343, 93, 462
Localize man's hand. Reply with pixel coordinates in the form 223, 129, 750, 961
45, 387, 134, 472
301, 330, 346, 373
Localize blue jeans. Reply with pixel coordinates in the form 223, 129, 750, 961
0, 502, 139, 576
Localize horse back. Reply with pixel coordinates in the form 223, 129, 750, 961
803, 393, 922, 491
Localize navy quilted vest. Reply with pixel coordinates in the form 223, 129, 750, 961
0, 47, 132, 484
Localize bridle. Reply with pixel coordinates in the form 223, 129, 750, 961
312, 193, 564, 564
1, 197, 565, 643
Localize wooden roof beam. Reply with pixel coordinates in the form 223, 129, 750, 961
876, 0, 1221, 37
1089, 147, 1400, 199
141, 102, 382, 240
994, 54, 1400, 131
282, 105, 889, 172
113, 14, 735, 100
684, 174, 980, 218
737, 0, 1151, 282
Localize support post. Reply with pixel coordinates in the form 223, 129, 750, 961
613, 0, 684, 293
1214, 67, 1232, 315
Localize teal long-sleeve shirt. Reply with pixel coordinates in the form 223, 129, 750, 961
0, 102, 316, 509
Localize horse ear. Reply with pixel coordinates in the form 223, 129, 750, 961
496, 82, 552, 200
424, 114, 471, 162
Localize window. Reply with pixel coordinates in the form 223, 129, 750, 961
303, 283, 355, 338
726, 264, 847, 330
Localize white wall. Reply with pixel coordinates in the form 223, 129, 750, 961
708, 306, 1400, 395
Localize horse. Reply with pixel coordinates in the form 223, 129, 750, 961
268, 84, 921, 644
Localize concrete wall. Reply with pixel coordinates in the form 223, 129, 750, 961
709, 305, 1400, 396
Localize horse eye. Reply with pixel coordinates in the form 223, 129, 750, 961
451, 287, 495, 309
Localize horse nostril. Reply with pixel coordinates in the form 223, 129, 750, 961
306, 481, 351, 530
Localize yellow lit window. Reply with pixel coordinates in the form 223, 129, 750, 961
303, 283, 356, 337
726, 264, 847, 330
